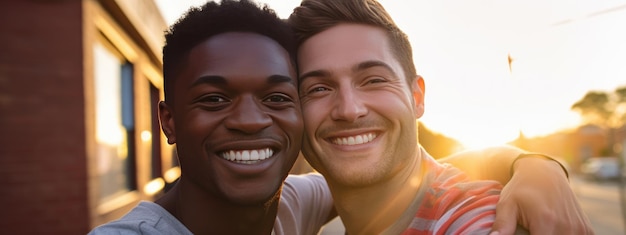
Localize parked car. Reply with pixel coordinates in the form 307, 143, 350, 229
580, 157, 621, 181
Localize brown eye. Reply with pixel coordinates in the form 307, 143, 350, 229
200, 95, 227, 103
263, 93, 296, 110
308, 86, 329, 94
192, 94, 230, 111
366, 77, 387, 84
264, 94, 291, 103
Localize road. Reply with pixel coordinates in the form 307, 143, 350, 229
321, 176, 626, 234
571, 176, 625, 235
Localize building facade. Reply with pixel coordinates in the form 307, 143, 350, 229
0, 0, 176, 233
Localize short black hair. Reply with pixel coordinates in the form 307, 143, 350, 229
162, 0, 297, 104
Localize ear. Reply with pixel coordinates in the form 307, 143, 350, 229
410, 75, 425, 118
159, 101, 176, 145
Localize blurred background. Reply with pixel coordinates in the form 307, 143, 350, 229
0, 0, 625, 234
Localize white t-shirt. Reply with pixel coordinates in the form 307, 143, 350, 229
274, 173, 334, 235
88, 173, 333, 235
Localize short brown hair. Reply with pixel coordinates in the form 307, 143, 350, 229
288, 0, 417, 83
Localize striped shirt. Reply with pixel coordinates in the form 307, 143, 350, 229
396, 150, 502, 235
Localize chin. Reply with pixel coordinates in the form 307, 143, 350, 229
331, 172, 380, 187
226, 177, 284, 205
326, 162, 389, 187
229, 187, 282, 207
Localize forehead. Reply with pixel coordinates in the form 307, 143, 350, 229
177, 32, 296, 87
297, 23, 401, 76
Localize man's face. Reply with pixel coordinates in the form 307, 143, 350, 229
297, 24, 424, 187
161, 32, 302, 204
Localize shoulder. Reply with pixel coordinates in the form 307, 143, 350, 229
431, 162, 502, 198
281, 173, 329, 203
88, 201, 192, 235
416, 162, 501, 234
284, 172, 326, 185
275, 173, 334, 235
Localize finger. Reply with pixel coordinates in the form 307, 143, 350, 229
491, 202, 518, 235
528, 221, 556, 235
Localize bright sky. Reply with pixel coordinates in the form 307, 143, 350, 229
155, 0, 626, 149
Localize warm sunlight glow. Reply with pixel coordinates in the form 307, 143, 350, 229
156, 0, 626, 150
456, 129, 520, 150
164, 167, 182, 183
94, 43, 125, 147
144, 178, 165, 196
141, 130, 152, 142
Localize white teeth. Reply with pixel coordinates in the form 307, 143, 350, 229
250, 150, 258, 161
220, 148, 274, 164
332, 133, 377, 146
242, 151, 250, 160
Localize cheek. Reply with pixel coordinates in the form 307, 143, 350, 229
180, 111, 221, 140
283, 108, 304, 126
301, 103, 325, 135
376, 91, 415, 115
274, 109, 304, 142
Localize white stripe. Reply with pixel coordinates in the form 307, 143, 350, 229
433, 196, 476, 233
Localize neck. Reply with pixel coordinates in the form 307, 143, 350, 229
156, 178, 279, 235
330, 151, 424, 235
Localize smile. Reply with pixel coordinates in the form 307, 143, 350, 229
220, 148, 274, 164
331, 133, 377, 146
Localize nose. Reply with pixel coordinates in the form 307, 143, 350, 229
330, 87, 367, 122
224, 96, 272, 134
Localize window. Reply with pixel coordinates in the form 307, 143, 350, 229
149, 83, 162, 179
93, 42, 137, 203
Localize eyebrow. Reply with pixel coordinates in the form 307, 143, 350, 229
298, 60, 398, 82
354, 60, 398, 77
190, 74, 294, 88
299, 70, 331, 83
267, 74, 294, 84
190, 75, 227, 88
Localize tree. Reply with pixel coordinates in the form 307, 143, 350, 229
418, 122, 462, 159
616, 87, 626, 124
571, 91, 610, 126
571, 86, 626, 128
571, 86, 626, 157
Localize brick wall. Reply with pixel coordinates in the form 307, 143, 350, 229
0, 0, 90, 234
